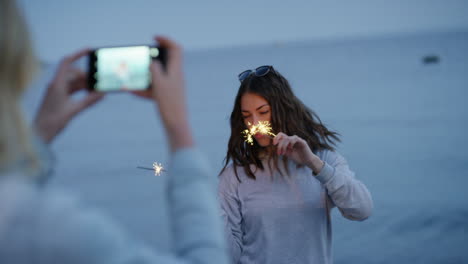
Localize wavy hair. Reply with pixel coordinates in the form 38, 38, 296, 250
220, 66, 340, 181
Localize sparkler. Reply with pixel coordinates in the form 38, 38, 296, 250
152, 162, 164, 176
242, 121, 277, 145
137, 162, 166, 176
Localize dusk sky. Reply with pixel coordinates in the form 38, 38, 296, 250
17, 0, 468, 62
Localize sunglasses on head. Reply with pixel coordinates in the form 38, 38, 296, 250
238, 65, 273, 82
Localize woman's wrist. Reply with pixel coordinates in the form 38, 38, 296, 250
163, 118, 194, 152
33, 117, 57, 144
306, 156, 324, 175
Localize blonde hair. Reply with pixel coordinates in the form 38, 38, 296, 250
0, 0, 39, 175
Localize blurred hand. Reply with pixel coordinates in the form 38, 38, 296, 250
273, 132, 324, 174
132, 36, 193, 152
34, 49, 104, 143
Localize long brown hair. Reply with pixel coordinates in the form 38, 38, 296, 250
220, 66, 340, 181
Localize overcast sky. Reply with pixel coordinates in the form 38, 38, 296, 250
17, 0, 468, 62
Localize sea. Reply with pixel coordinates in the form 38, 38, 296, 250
22, 31, 468, 263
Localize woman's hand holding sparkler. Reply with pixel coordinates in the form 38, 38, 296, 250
132, 36, 193, 152
273, 133, 325, 175
242, 121, 324, 175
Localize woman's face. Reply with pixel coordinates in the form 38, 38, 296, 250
240, 92, 272, 147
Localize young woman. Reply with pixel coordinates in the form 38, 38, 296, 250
0, 0, 227, 263
218, 65, 373, 264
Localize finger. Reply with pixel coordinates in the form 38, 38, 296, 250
68, 70, 88, 94
54, 63, 71, 84
285, 138, 298, 156
285, 141, 293, 152
150, 60, 164, 80
285, 148, 293, 156
293, 136, 307, 149
281, 139, 292, 155
283, 135, 298, 153
150, 61, 165, 99
155, 36, 182, 73
130, 90, 153, 99
64, 48, 92, 64
69, 80, 87, 95
56, 49, 91, 83
277, 132, 286, 137
273, 133, 282, 146
289, 136, 299, 149
273, 132, 285, 145
277, 138, 290, 155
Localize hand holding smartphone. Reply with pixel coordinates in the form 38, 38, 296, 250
87, 45, 167, 92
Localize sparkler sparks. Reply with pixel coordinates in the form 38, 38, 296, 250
137, 162, 166, 176
242, 121, 276, 145
152, 162, 164, 176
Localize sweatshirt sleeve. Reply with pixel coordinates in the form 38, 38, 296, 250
35, 147, 228, 264
313, 150, 373, 221
218, 166, 243, 263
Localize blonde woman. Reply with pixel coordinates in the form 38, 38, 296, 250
0, 0, 228, 263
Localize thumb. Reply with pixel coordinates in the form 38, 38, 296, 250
273, 134, 280, 145
150, 61, 164, 81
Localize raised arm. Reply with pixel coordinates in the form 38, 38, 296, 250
32, 35, 228, 264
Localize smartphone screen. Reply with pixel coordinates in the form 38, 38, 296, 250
88, 45, 166, 92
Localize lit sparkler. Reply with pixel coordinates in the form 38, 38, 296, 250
137, 162, 166, 176
152, 162, 164, 176
242, 121, 276, 145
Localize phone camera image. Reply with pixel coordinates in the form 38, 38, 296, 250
88, 45, 167, 92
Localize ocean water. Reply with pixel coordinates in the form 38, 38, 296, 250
23, 31, 468, 263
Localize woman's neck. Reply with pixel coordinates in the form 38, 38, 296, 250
258, 146, 275, 160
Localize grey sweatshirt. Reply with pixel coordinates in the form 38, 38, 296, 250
0, 146, 228, 264
218, 149, 373, 264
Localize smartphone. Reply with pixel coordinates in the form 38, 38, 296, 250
88, 45, 167, 92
